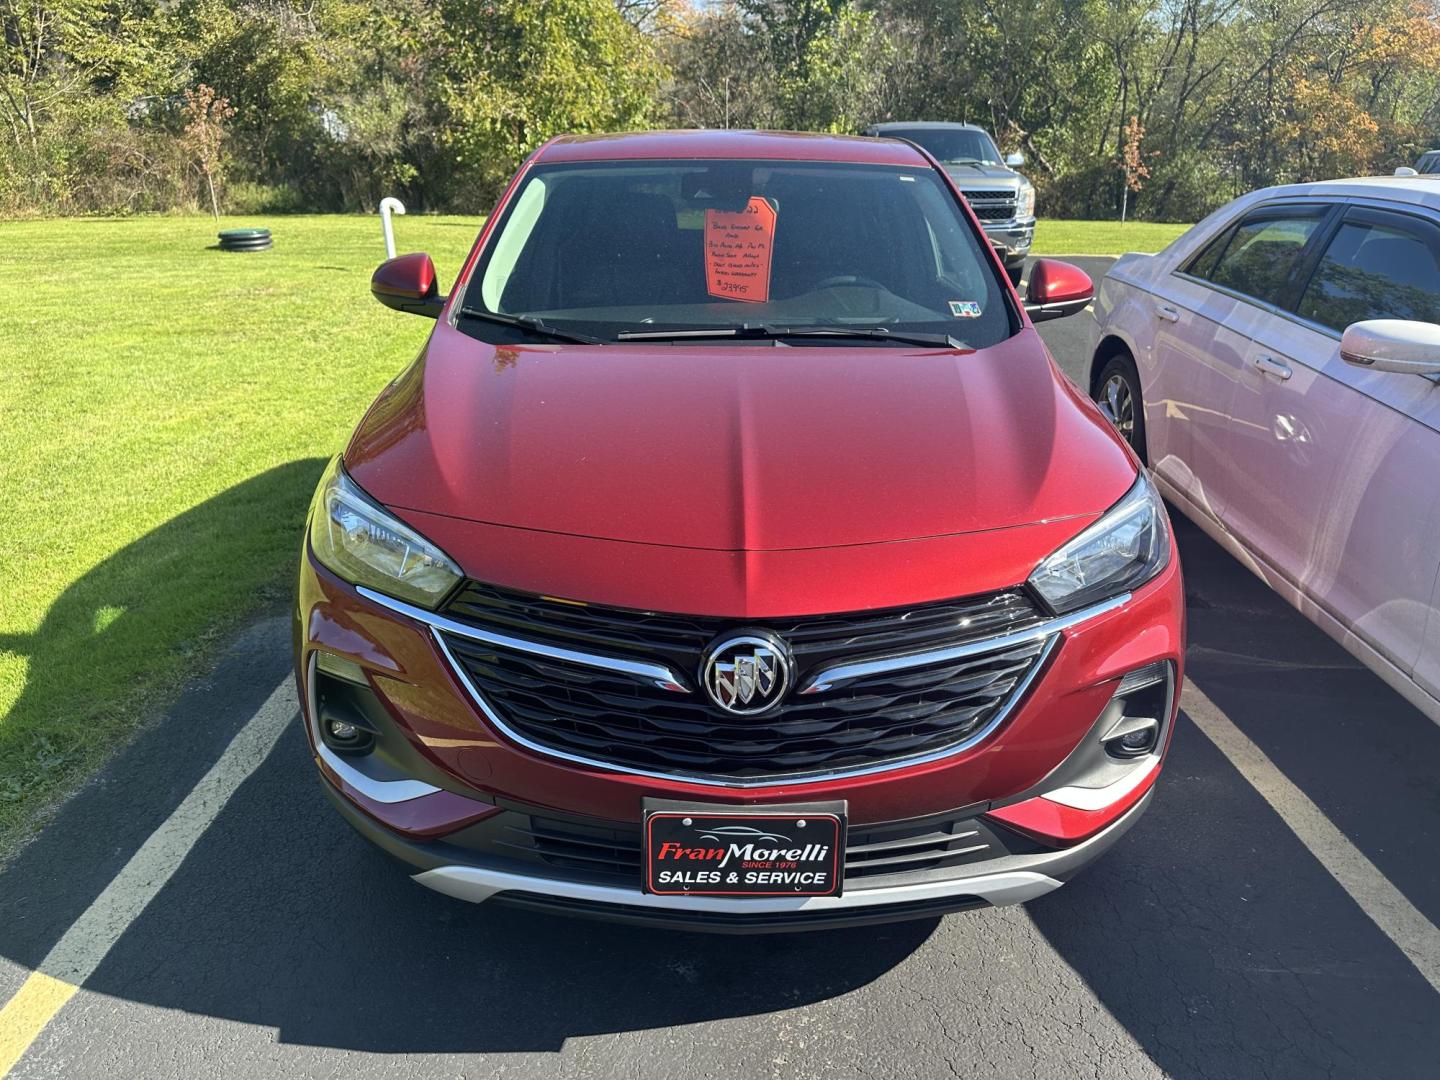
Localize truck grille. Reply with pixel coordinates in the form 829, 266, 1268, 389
959, 190, 1019, 222
436, 583, 1050, 784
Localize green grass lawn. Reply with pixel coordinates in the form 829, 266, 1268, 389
0, 214, 481, 853
0, 213, 1183, 854
1031, 219, 1191, 255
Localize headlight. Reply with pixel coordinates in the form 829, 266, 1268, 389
307, 456, 462, 608
1028, 474, 1170, 614
1017, 182, 1036, 219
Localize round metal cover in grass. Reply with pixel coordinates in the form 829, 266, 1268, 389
218, 228, 272, 252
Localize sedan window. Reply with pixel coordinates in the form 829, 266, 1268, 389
1202, 212, 1326, 307
1295, 219, 1440, 332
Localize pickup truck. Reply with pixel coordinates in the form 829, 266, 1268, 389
864, 121, 1037, 284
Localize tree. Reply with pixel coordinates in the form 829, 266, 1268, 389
437, 0, 663, 201
180, 83, 235, 220
1119, 114, 1150, 221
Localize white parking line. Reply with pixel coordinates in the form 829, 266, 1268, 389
0, 677, 295, 1076
4, 665, 1438, 1074
1184, 679, 1440, 993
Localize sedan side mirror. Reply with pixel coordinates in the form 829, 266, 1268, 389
1024, 258, 1093, 323
1340, 319, 1440, 375
371, 252, 444, 318
1005, 152, 1026, 168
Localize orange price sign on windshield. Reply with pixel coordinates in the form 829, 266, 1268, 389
705, 196, 777, 303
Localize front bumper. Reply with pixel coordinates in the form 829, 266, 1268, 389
984, 219, 1036, 262
297, 519, 1184, 929
321, 770, 1153, 932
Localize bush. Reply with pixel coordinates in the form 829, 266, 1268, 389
0, 105, 198, 218
224, 181, 313, 215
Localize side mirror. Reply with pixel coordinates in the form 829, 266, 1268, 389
1340, 319, 1440, 375
1024, 258, 1093, 323
1005, 152, 1026, 168
1395, 166, 1419, 177
371, 252, 444, 318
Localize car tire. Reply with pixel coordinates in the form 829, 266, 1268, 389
1006, 262, 1024, 287
1093, 352, 1147, 462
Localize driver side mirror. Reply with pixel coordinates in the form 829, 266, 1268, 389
1340, 319, 1440, 375
371, 252, 445, 318
1005, 152, 1026, 168
1024, 259, 1093, 323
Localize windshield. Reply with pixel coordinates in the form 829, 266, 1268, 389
462, 159, 1012, 348
881, 129, 1002, 167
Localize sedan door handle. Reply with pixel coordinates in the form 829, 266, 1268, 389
1253, 354, 1292, 381
1155, 303, 1180, 323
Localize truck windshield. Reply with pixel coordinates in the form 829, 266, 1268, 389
881, 129, 1003, 167
463, 159, 1012, 348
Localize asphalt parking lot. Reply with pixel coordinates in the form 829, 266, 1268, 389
2, 255, 1438, 1078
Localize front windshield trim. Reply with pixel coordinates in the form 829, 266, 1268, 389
455, 157, 1018, 348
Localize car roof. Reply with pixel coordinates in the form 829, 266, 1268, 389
1242, 175, 1440, 213
536, 129, 928, 167
865, 121, 988, 133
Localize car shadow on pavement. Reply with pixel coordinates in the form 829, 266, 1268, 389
0, 460, 326, 955
0, 458, 938, 1053
1028, 515, 1440, 1079
80, 732, 939, 1052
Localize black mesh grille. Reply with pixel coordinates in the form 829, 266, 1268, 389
958, 191, 1018, 221
438, 582, 1048, 783
485, 809, 1024, 887
443, 582, 1041, 673
970, 203, 1018, 221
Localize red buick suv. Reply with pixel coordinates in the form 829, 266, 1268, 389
296, 130, 1184, 931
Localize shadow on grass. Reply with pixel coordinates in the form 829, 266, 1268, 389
0, 458, 327, 843
0, 453, 937, 1054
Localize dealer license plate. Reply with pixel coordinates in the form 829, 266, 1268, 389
643, 805, 845, 897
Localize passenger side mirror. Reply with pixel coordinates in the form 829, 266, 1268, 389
1340, 319, 1440, 375
1005, 152, 1026, 168
1024, 259, 1093, 323
371, 252, 445, 318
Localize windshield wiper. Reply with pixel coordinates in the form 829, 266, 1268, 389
616, 324, 966, 349
458, 307, 605, 345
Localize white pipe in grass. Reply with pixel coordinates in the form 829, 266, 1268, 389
379, 197, 406, 259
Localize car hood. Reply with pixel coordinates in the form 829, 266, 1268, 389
942, 164, 1021, 189
344, 320, 1135, 552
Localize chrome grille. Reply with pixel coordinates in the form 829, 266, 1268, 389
435, 583, 1050, 784
959, 189, 1018, 221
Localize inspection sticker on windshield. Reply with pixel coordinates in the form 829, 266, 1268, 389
949, 300, 983, 318
705, 196, 776, 303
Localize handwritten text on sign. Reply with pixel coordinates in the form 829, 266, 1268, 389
705, 197, 777, 303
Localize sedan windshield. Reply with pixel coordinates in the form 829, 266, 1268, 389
463, 159, 1012, 348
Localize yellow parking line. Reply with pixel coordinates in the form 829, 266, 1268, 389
0, 973, 77, 1074
0, 677, 295, 1077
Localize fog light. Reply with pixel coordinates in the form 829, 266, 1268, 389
1100, 661, 1172, 760
1117, 726, 1155, 754
329, 718, 360, 741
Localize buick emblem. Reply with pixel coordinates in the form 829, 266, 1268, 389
702, 633, 791, 715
